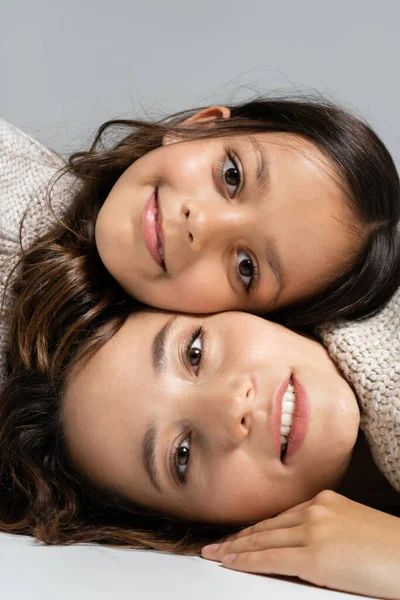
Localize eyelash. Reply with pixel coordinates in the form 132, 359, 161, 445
217, 150, 258, 295
184, 326, 206, 375
218, 147, 242, 198
234, 249, 259, 295
171, 433, 191, 485
171, 325, 207, 485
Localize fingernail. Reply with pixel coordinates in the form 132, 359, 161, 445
202, 543, 219, 554
222, 554, 237, 565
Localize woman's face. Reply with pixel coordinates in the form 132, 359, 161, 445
64, 310, 360, 524
95, 107, 362, 315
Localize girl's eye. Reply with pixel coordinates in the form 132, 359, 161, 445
186, 328, 203, 374
221, 151, 241, 198
174, 437, 190, 483
236, 249, 257, 293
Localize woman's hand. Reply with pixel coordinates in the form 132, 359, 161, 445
201, 490, 400, 599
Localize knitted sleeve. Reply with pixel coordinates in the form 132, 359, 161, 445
0, 120, 78, 387
319, 287, 400, 492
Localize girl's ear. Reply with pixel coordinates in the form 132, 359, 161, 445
182, 105, 231, 124
162, 106, 231, 146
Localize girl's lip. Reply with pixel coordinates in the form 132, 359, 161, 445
282, 375, 310, 464
141, 190, 166, 271
155, 190, 165, 266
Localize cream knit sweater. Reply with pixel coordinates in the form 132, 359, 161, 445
320, 287, 400, 492
1, 121, 399, 494
0, 120, 77, 387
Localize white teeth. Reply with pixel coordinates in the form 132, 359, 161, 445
280, 381, 296, 457
283, 390, 295, 403
282, 400, 295, 414
281, 412, 293, 426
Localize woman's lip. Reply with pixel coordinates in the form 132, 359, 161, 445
283, 375, 310, 464
141, 190, 166, 271
271, 375, 292, 459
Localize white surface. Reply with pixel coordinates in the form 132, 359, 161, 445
0, 532, 376, 599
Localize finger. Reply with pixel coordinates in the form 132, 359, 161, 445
280, 498, 314, 515
209, 509, 305, 546
202, 526, 304, 561
221, 547, 307, 578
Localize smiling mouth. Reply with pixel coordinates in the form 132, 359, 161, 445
155, 189, 166, 272
141, 189, 167, 272
280, 375, 310, 464
279, 379, 295, 460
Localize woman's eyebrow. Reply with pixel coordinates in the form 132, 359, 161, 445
152, 315, 179, 374
142, 423, 162, 493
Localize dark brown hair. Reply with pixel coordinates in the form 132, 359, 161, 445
1, 95, 400, 549
7, 96, 400, 376
0, 366, 237, 552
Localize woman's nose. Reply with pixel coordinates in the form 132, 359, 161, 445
204, 377, 255, 447
181, 200, 244, 250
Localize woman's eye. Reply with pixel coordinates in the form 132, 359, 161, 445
175, 437, 190, 482
236, 249, 256, 291
187, 329, 202, 373
222, 152, 241, 198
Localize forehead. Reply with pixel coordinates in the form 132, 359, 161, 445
66, 310, 169, 389
62, 311, 171, 484
255, 132, 343, 186
177, 130, 339, 177
63, 311, 171, 435
235, 131, 333, 162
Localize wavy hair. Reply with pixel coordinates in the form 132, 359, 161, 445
1, 95, 400, 548
6, 96, 400, 377
0, 365, 238, 552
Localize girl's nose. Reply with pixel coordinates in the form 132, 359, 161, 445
181, 200, 244, 250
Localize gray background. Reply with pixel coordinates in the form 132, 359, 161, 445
0, 3, 397, 598
1, 0, 399, 166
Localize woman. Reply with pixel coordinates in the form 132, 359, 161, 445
1, 296, 399, 598
1, 95, 400, 598
202, 289, 400, 600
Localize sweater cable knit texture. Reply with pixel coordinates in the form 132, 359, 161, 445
320, 287, 400, 492
1, 120, 399, 494
0, 120, 77, 386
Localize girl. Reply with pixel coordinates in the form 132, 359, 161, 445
0, 299, 399, 599
1, 95, 400, 597
1, 96, 400, 384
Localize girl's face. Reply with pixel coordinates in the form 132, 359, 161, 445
95, 108, 362, 314
64, 310, 360, 524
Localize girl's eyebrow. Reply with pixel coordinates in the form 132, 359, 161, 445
248, 137, 270, 193
152, 315, 179, 374
246, 138, 284, 298
264, 235, 285, 300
